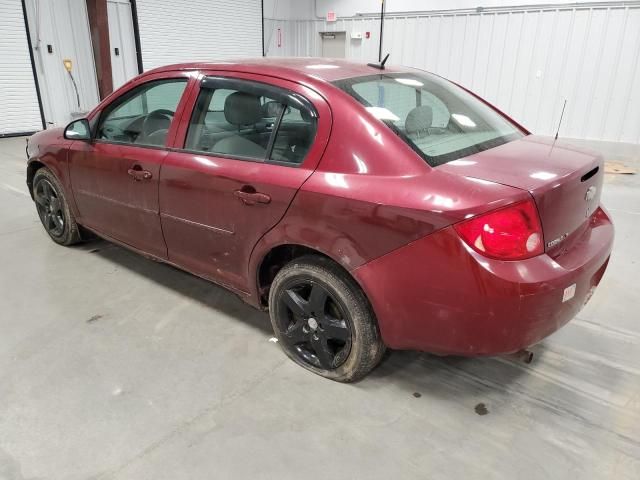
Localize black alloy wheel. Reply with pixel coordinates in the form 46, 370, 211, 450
32, 168, 81, 246
277, 281, 352, 370
268, 256, 385, 382
34, 178, 65, 238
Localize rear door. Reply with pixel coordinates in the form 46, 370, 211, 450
160, 73, 331, 292
68, 72, 194, 258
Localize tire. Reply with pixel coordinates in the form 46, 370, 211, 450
32, 167, 82, 246
268, 255, 385, 382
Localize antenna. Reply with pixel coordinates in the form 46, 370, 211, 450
367, 53, 390, 70
555, 99, 567, 140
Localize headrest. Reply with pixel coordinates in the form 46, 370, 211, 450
262, 101, 282, 118
405, 105, 433, 136
261, 101, 314, 124
224, 92, 262, 126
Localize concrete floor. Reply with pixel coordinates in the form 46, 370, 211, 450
0, 135, 639, 480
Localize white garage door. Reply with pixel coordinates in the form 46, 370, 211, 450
107, 0, 139, 90
135, 0, 263, 71
0, 0, 43, 136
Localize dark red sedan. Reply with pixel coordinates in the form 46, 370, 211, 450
26, 58, 613, 381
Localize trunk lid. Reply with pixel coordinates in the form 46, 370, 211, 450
439, 135, 604, 257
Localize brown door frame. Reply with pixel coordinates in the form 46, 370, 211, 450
86, 0, 113, 99
86, 0, 144, 99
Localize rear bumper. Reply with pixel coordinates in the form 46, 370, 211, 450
353, 207, 614, 355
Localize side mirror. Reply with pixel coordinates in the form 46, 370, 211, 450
64, 118, 91, 140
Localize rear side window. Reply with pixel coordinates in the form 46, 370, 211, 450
184, 77, 317, 165
186, 88, 281, 159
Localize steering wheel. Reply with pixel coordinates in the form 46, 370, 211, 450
151, 108, 175, 118
140, 109, 174, 141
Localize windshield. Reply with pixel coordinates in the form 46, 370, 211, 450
333, 72, 524, 167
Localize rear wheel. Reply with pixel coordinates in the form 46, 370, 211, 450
33, 168, 81, 246
268, 256, 385, 382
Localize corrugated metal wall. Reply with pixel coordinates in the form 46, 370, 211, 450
265, 2, 640, 143
265, 17, 382, 61
136, 0, 263, 71
0, 0, 42, 135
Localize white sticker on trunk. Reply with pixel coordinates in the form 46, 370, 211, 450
562, 284, 576, 303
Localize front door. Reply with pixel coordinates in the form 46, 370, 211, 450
159, 74, 331, 293
69, 75, 190, 258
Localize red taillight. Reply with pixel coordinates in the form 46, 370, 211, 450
454, 199, 544, 260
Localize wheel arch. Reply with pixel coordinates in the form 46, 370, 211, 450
26, 159, 46, 200
27, 150, 82, 221
254, 243, 364, 309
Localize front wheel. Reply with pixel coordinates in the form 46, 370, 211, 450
268, 256, 385, 382
32, 168, 81, 246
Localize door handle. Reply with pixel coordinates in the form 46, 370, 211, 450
128, 166, 152, 181
233, 188, 271, 205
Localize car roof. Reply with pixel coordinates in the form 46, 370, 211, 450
144, 57, 409, 84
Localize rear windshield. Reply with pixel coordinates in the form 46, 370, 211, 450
333, 72, 524, 166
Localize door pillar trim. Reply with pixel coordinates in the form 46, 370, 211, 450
86, 0, 114, 99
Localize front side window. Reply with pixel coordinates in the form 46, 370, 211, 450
97, 79, 187, 147
185, 78, 317, 165
334, 72, 523, 166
